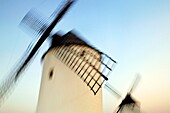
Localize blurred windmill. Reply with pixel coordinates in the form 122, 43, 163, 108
0, 0, 117, 113
105, 75, 141, 113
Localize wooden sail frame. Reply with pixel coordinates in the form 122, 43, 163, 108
43, 31, 117, 95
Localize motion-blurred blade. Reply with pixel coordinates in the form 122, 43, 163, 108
129, 74, 141, 93
104, 82, 121, 98
19, 8, 48, 37
0, 0, 75, 105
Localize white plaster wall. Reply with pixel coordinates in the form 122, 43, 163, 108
36, 47, 102, 113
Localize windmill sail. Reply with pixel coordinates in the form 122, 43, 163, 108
114, 75, 141, 113
0, 0, 74, 105
36, 31, 117, 113
19, 8, 48, 37
45, 31, 116, 94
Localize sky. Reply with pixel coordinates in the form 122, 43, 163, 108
0, 0, 170, 113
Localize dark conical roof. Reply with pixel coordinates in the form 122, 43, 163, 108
42, 31, 101, 60
119, 94, 136, 107
51, 31, 89, 47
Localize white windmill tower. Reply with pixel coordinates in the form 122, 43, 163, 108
36, 31, 116, 113
0, 0, 117, 113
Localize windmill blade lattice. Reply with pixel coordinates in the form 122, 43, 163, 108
19, 8, 49, 37
47, 32, 117, 95
0, 46, 33, 104
0, 0, 74, 105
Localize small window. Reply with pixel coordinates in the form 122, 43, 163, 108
49, 68, 54, 80
80, 50, 85, 57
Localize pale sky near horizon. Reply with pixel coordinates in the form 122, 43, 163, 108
0, 0, 170, 113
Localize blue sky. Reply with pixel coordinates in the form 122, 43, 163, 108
0, 0, 170, 113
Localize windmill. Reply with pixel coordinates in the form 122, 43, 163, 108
36, 31, 116, 113
0, 0, 117, 113
105, 75, 141, 113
